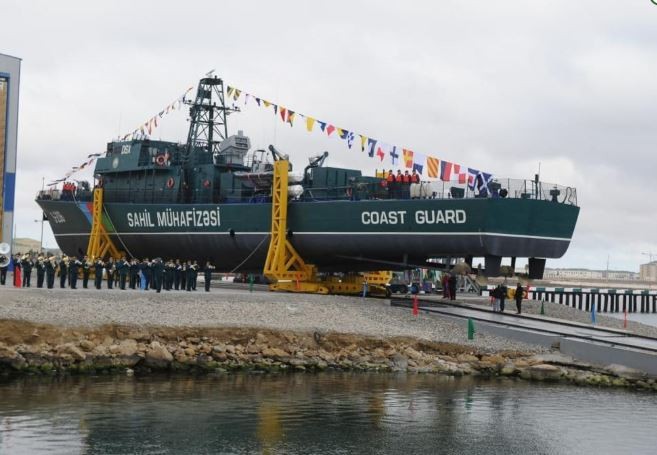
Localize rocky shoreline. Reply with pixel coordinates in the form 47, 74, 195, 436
1, 321, 655, 391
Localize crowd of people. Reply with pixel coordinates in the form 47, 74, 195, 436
0, 253, 217, 292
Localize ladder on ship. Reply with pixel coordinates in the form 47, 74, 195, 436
263, 160, 391, 296
86, 187, 122, 259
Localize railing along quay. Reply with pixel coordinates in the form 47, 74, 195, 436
482, 286, 657, 313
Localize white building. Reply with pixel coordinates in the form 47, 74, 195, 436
544, 268, 639, 281
0, 53, 21, 249
640, 262, 657, 282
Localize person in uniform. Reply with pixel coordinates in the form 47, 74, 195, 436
173, 259, 182, 290
164, 259, 174, 291
46, 256, 56, 289
185, 261, 194, 291
36, 255, 46, 288
181, 261, 189, 291
106, 257, 115, 289
0, 254, 8, 285
191, 260, 199, 291
69, 256, 81, 289
129, 258, 139, 289
139, 258, 151, 290
117, 256, 128, 290
21, 254, 33, 287
152, 258, 164, 293
203, 261, 216, 292
94, 258, 104, 290
82, 256, 91, 289
58, 256, 68, 289
12, 253, 22, 287
386, 169, 395, 199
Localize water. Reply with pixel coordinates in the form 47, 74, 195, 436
1, 373, 656, 455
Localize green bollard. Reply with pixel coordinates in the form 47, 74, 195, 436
248, 274, 254, 292
540, 300, 545, 315
467, 318, 475, 340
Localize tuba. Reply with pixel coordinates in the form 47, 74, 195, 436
0, 243, 10, 268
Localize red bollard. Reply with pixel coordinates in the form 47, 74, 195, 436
412, 295, 419, 316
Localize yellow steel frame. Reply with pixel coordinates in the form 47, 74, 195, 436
263, 160, 392, 296
86, 188, 121, 260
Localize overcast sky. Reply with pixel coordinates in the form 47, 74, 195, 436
2, 0, 657, 271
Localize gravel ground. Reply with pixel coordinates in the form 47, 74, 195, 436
0, 287, 546, 354
458, 295, 657, 338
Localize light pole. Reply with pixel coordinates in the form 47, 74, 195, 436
33, 218, 44, 253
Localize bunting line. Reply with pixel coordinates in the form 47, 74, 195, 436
225, 84, 492, 183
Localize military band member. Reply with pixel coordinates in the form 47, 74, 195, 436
94, 258, 104, 290
152, 258, 164, 293
82, 256, 92, 289
191, 260, 199, 291
69, 256, 81, 289
36, 255, 46, 288
117, 256, 128, 290
13, 253, 22, 287
58, 256, 68, 289
21, 254, 33, 287
139, 258, 150, 290
0, 254, 8, 285
106, 257, 116, 289
129, 258, 139, 289
179, 260, 187, 291
46, 256, 56, 289
203, 261, 216, 292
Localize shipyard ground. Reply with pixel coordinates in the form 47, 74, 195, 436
1, 286, 656, 390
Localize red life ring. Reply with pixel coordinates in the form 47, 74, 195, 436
380, 180, 387, 188
203, 179, 211, 188
155, 154, 166, 166
166, 177, 175, 189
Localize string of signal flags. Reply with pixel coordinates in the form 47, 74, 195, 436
48, 85, 195, 186
225, 84, 493, 187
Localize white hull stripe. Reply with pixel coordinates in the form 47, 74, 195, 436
53, 231, 572, 242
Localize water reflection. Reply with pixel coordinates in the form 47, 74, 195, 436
0, 373, 656, 454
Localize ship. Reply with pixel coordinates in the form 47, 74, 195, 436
35, 76, 579, 278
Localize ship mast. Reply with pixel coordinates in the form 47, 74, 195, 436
183, 75, 236, 162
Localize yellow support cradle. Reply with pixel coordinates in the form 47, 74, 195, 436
86, 187, 122, 260
263, 160, 391, 296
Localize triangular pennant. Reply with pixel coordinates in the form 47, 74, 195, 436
305, 116, 316, 132
326, 124, 336, 136
317, 121, 327, 132
360, 135, 367, 152
279, 107, 287, 122
287, 110, 295, 126
273, 104, 278, 115
255, 97, 261, 106
263, 100, 271, 107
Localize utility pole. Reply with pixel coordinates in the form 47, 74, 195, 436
642, 252, 655, 263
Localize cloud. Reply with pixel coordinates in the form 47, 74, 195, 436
3, 0, 656, 271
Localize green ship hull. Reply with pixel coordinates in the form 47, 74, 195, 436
37, 197, 579, 272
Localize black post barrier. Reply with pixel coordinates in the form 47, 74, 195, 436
560, 293, 565, 306
585, 293, 590, 312
622, 294, 627, 313
578, 293, 583, 310
615, 294, 620, 313
603, 294, 609, 312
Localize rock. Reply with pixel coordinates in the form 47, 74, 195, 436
184, 347, 196, 357
390, 353, 408, 371
528, 364, 563, 381
256, 333, 268, 344
246, 344, 261, 354
56, 343, 86, 361
262, 347, 288, 359
0, 346, 27, 370
500, 363, 516, 376
456, 354, 479, 363
405, 347, 423, 361
79, 340, 95, 351
604, 364, 646, 381
126, 368, 134, 376
481, 355, 506, 366
212, 344, 227, 353
145, 342, 173, 368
